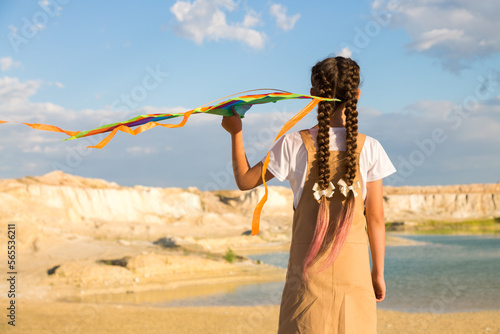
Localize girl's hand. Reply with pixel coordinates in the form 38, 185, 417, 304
372, 274, 386, 302
221, 106, 242, 136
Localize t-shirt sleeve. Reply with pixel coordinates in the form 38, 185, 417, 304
365, 139, 397, 182
260, 135, 289, 182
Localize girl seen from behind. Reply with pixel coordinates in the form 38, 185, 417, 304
221, 56, 396, 334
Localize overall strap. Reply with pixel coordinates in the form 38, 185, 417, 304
299, 129, 316, 152
299, 129, 317, 174
356, 133, 366, 154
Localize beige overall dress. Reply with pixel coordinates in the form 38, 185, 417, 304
277, 129, 376, 334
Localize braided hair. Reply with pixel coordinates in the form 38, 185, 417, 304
302, 57, 361, 282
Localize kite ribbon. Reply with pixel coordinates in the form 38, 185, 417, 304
0, 121, 80, 136
87, 110, 195, 149
251, 98, 320, 236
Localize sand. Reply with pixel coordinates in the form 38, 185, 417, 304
0, 229, 497, 333
1, 298, 499, 334
0, 234, 498, 333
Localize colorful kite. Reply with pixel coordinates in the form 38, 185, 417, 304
0, 89, 339, 235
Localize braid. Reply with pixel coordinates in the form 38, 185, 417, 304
314, 68, 336, 190
340, 60, 360, 187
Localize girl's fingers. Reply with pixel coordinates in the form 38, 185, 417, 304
231, 106, 238, 116
375, 291, 385, 302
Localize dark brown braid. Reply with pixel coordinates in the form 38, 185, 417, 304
311, 66, 335, 190
339, 60, 360, 188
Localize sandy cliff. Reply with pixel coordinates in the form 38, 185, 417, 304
383, 184, 500, 223
1, 172, 499, 238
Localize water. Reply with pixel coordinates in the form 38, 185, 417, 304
158, 234, 500, 313
380, 234, 500, 312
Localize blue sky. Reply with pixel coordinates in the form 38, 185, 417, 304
0, 0, 499, 189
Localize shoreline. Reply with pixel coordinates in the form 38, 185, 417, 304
2, 232, 498, 333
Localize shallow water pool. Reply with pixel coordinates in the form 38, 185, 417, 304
159, 234, 500, 313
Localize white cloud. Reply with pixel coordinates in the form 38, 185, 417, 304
38, 0, 63, 17
0, 76, 41, 103
0, 57, 21, 71
242, 10, 261, 28
23, 145, 43, 153
412, 28, 464, 51
374, 0, 500, 72
48, 81, 65, 88
2, 77, 184, 147
0, 76, 135, 128
0, 76, 137, 176
359, 96, 500, 186
269, 4, 300, 32
170, 0, 266, 49
336, 47, 352, 58
126, 146, 157, 155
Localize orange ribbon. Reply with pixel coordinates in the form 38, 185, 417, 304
0, 121, 80, 136
251, 98, 320, 236
88, 111, 195, 149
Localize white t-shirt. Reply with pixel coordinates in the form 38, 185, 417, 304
261, 127, 397, 209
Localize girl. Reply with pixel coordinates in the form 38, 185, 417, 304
221, 56, 396, 333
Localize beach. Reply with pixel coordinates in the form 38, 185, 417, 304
2, 298, 500, 333
1, 173, 499, 333
1, 234, 499, 334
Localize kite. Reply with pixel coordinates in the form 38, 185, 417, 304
0, 88, 340, 235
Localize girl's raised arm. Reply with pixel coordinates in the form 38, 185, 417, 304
221, 108, 274, 190
365, 178, 386, 302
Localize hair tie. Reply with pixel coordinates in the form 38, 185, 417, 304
337, 179, 358, 198
312, 182, 335, 201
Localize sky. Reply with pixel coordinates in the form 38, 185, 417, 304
0, 0, 499, 190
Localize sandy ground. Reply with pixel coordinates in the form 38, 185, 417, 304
0, 233, 497, 334
1, 299, 499, 334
